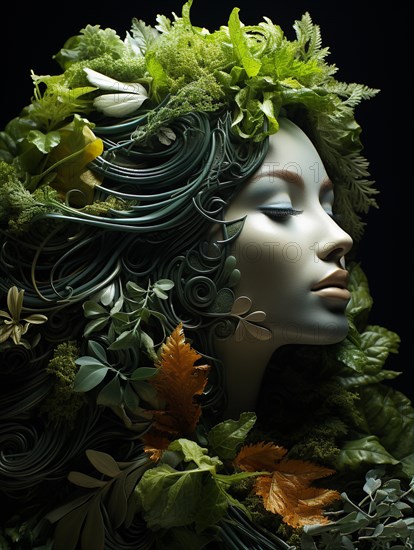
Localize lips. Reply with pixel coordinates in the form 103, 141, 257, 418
311, 269, 351, 300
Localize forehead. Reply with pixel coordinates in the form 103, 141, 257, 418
256, 118, 328, 185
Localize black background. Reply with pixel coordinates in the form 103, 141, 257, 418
1, 2, 411, 401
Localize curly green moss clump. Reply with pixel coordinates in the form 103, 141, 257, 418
0, 162, 62, 232
41, 341, 85, 428
64, 54, 147, 89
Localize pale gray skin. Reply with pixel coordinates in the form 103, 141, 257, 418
214, 119, 353, 418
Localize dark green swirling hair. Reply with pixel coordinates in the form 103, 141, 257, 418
0, 0, 379, 410
3, 4, 407, 550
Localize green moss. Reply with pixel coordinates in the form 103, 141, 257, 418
81, 195, 133, 216
41, 342, 85, 428
64, 54, 147, 89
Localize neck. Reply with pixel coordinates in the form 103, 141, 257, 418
213, 329, 281, 419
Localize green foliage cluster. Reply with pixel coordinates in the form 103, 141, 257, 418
0, 3, 411, 549
46, 412, 291, 549
72, 278, 175, 430
256, 262, 413, 488
64, 54, 147, 89
301, 469, 414, 549
45, 450, 153, 550
0, 0, 379, 239
55, 24, 127, 70
334, 264, 413, 479
0, 161, 61, 232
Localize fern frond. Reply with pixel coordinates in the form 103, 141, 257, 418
326, 81, 380, 106
293, 12, 329, 63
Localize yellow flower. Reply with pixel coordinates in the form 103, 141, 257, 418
0, 286, 47, 346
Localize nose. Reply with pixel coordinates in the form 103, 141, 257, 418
317, 215, 353, 263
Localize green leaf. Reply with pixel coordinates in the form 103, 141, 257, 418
346, 263, 373, 321
336, 338, 366, 372
53, 502, 89, 550
135, 464, 204, 530
82, 300, 108, 318
154, 279, 174, 291
87, 340, 108, 364
339, 369, 401, 389
126, 281, 147, 299
86, 449, 121, 478
123, 382, 140, 412
45, 493, 93, 524
67, 471, 107, 488
168, 439, 222, 470
83, 317, 109, 337
75, 356, 106, 367
130, 367, 158, 381
96, 283, 115, 306
110, 295, 124, 314
363, 476, 382, 496
139, 330, 157, 361
228, 8, 261, 77
357, 385, 414, 464
27, 129, 61, 154
360, 325, 400, 373
73, 364, 109, 392
208, 412, 256, 460
133, 380, 161, 408
108, 330, 136, 350
110, 312, 133, 333
97, 375, 123, 406
81, 497, 105, 550
336, 435, 400, 470
400, 453, 414, 477
152, 286, 168, 300
213, 471, 265, 484
195, 477, 228, 533
146, 308, 168, 324
208, 288, 234, 314
107, 474, 128, 529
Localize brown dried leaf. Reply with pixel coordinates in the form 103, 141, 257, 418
284, 486, 341, 528
150, 323, 210, 437
142, 431, 170, 462
275, 459, 336, 483
253, 459, 340, 528
234, 442, 287, 472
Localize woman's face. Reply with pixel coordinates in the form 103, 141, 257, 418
225, 118, 353, 346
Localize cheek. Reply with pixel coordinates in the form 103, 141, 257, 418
233, 217, 306, 270
229, 220, 308, 301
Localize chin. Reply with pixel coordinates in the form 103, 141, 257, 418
316, 324, 349, 345
274, 315, 350, 346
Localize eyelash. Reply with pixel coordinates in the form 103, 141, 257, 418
259, 207, 342, 223
259, 207, 303, 219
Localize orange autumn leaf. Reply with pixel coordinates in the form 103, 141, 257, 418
149, 322, 210, 438
253, 460, 341, 528
142, 432, 171, 462
284, 486, 342, 528
144, 447, 164, 463
275, 459, 337, 484
234, 442, 287, 472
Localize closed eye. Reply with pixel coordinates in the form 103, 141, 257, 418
259, 206, 303, 219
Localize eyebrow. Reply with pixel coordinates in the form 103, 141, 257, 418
252, 168, 303, 187
253, 168, 333, 192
